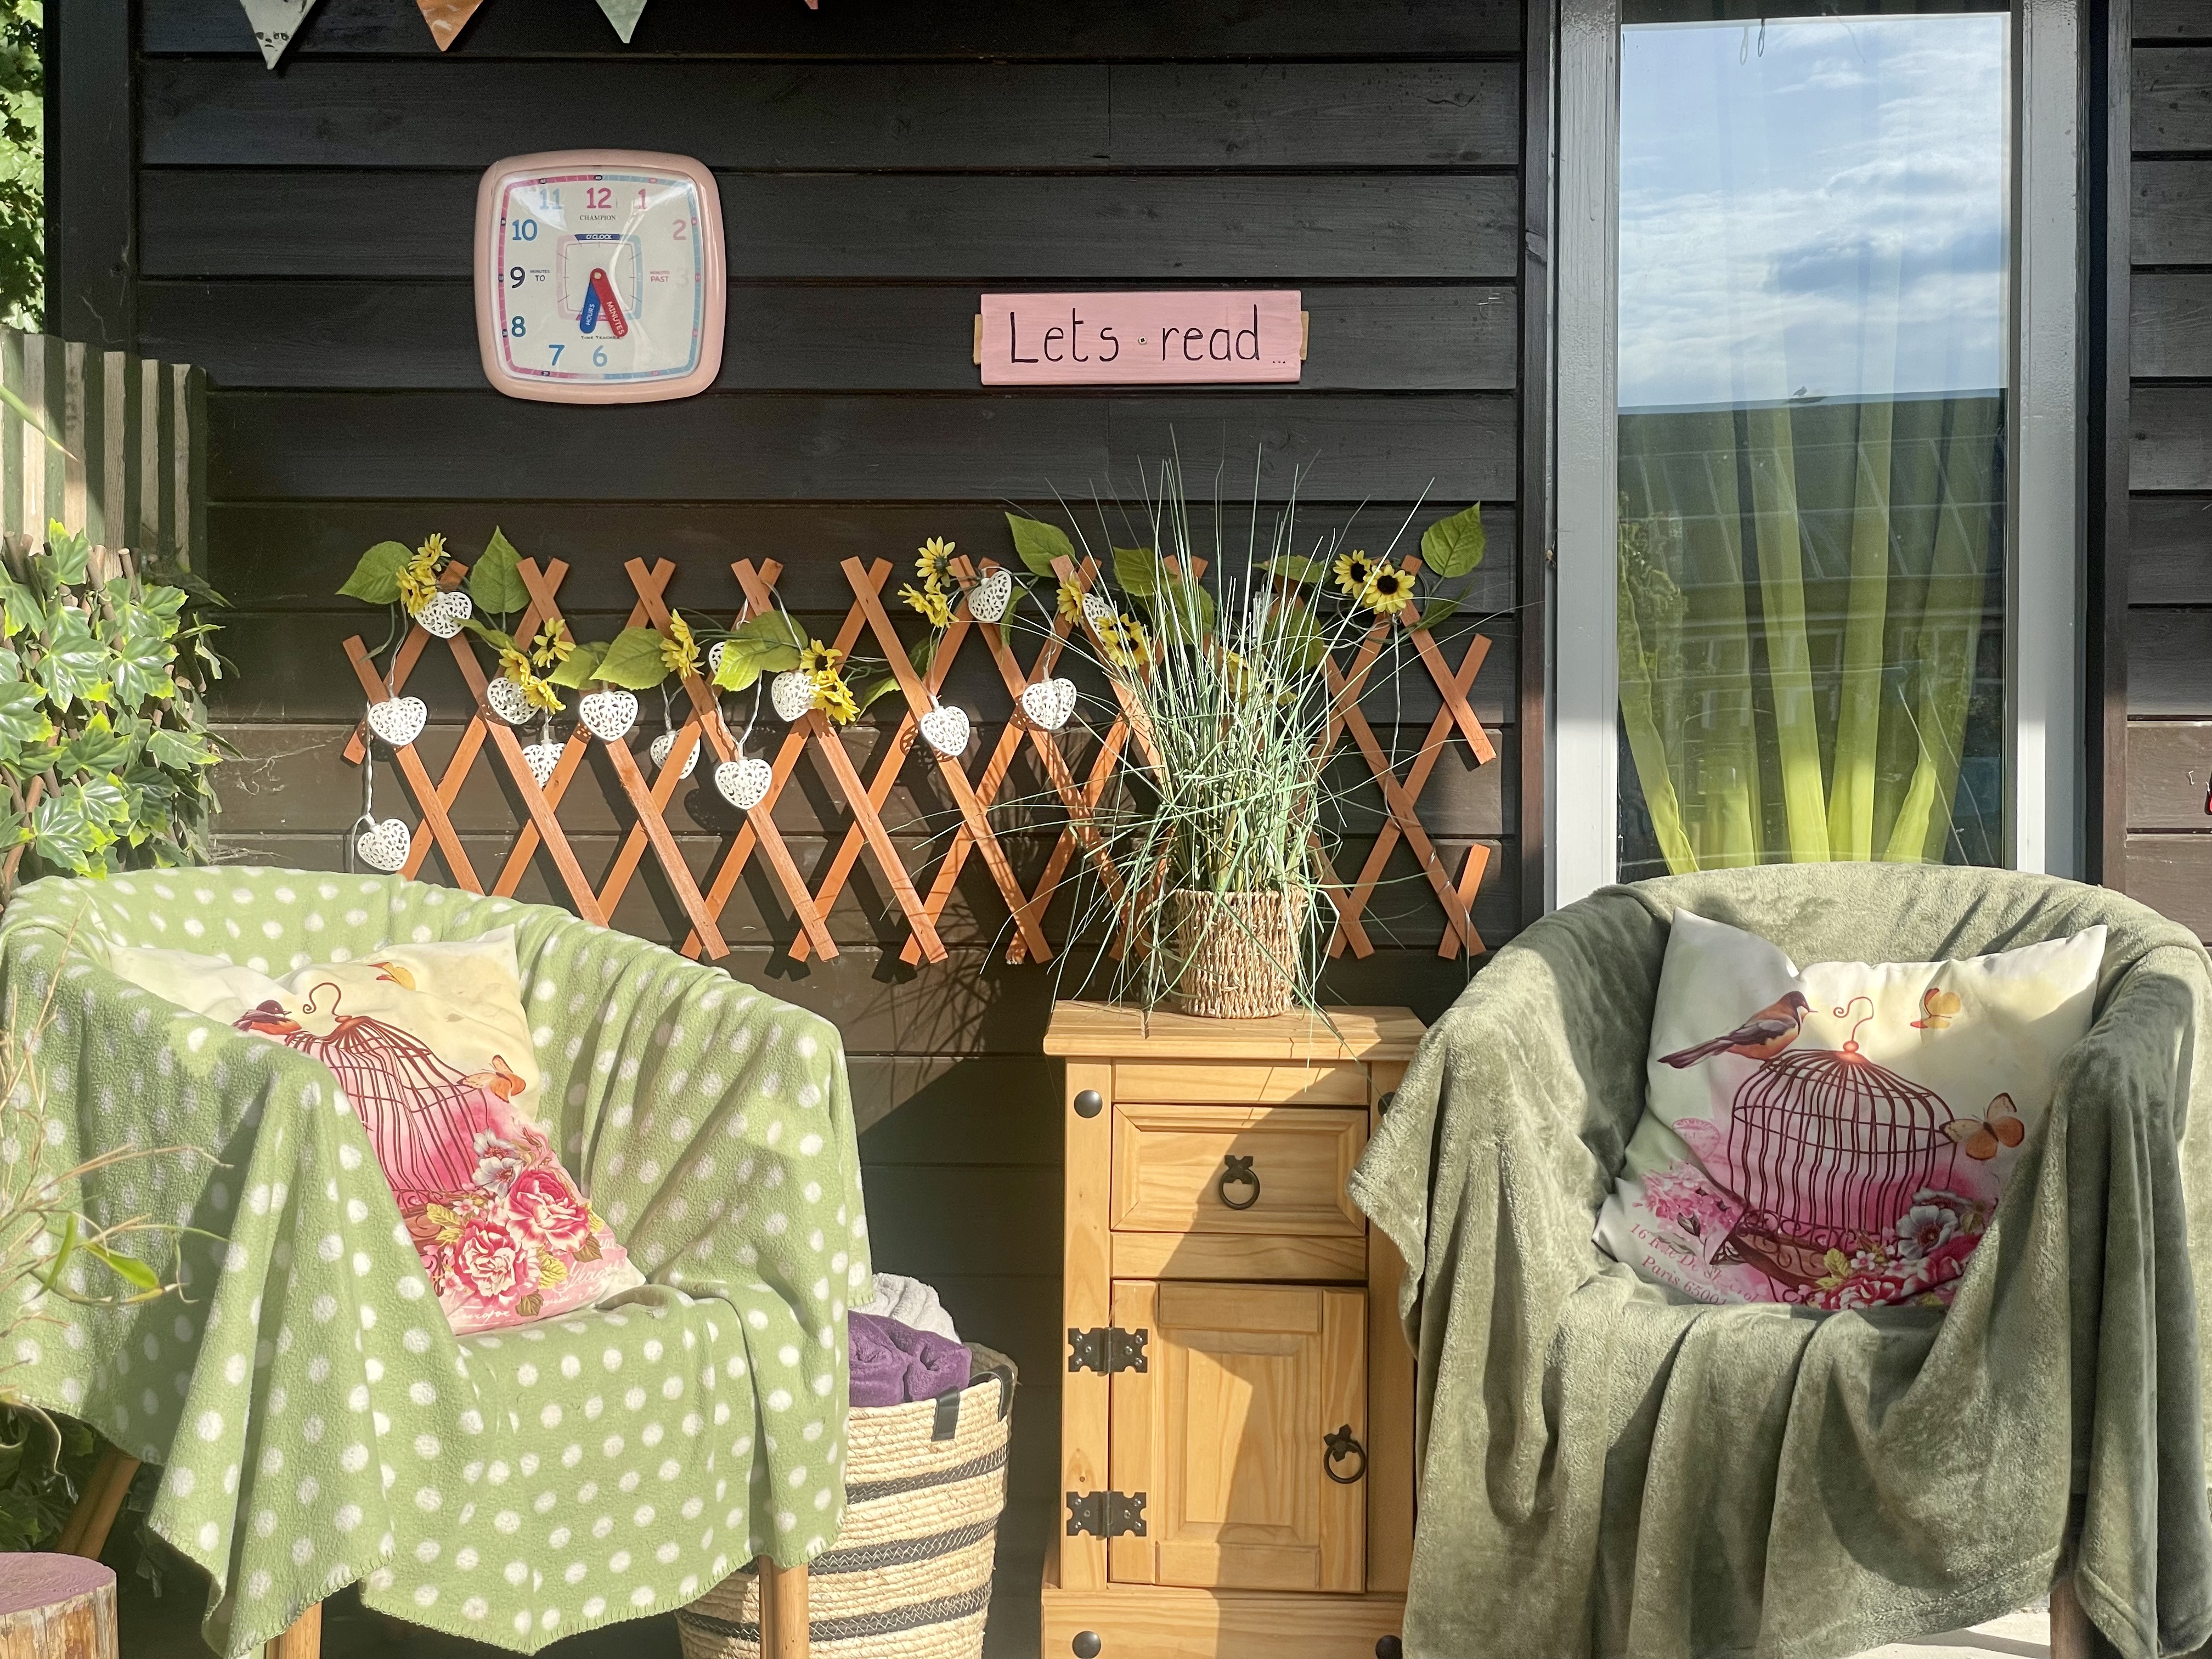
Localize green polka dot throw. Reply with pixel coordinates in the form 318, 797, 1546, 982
0, 870, 869, 1657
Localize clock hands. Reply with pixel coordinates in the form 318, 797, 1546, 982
587, 267, 630, 338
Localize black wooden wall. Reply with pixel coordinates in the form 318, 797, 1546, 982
48, 3, 1541, 1651
2122, 0, 2212, 935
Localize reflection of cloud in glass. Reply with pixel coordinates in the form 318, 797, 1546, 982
1618, 14, 2008, 411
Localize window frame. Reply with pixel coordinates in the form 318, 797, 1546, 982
1548, 0, 2084, 906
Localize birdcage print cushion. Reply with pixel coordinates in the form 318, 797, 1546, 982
1594, 910, 2104, 1311
109, 930, 643, 1333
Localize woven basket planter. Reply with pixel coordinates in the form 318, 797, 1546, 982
1171, 888, 1308, 1019
678, 1345, 1016, 1659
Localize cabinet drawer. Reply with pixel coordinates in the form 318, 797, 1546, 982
1111, 1104, 1367, 1237
1114, 1060, 1368, 1106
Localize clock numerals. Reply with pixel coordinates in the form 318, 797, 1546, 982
512, 217, 540, 242
585, 186, 613, 211
549, 343, 563, 366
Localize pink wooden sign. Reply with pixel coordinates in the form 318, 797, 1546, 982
976, 291, 1304, 385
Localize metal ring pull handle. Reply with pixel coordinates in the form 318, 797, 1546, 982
1216, 1154, 1260, 1211
1324, 1425, 1368, 1485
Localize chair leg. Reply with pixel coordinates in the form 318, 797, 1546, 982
2051, 1572, 2094, 1659
52, 1447, 140, 1560
758, 1558, 808, 1659
262, 1600, 321, 1659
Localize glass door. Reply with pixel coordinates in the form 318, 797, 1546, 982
1551, 0, 2081, 902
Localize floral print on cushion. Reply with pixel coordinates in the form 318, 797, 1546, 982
1593, 911, 2104, 1311
110, 932, 641, 1333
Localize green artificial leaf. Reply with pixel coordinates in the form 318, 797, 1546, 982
1269, 600, 1328, 672
43, 523, 88, 589
77, 775, 131, 826
592, 625, 673, 691
36, 604, 108, 709
1408, 595, 1462, 634
545, 640, 608, 690
459, 618, 516, 654
109, 606, 177, 704
908, 633, 936, 678
710, 639, 769, 693
80, 1241, 160, 1295
736, 610, 808, 652
1261, 556, 1329, 588
30, 788, 104, 873
0, 567, 36, 640
1151, 571, 1215, 639
1112, 546, 1160, 597
468, 527, 530, 616
855, 674, 904, 713
1418, 503, 1486, 579
338, 540, 413, 605
146, 726, 216, 771
54, 712, 128, 778
139, 559, 228, 611
0, 680, 48, 749
1005, 514, 1076, 580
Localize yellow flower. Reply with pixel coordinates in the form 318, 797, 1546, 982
900, 582, 952, 629
521, 673, 564, 714
815, 672, 860, 726
1057, 582, 1084, 623
528, 618, 572, 669
397, 549, 439, 616
1332, 550, 1375, 596
659, 613, 701, 679
1361, 562, 1413, 616
1099, 613, 1150, 669
798, 639, 843, 675
498, 646, 533, 682
916, 537, 955, 584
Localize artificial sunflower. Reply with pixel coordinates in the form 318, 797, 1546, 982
798, 639, 843, 676
1099, 612, 1151, 669
397, 544, 440, 616
916, 537, 955, 584
1361, 562, 1413, 616
498, 645, 534, 683
815, 673, 860, 726
1332, 550, 1375, 597
1056, 582, 1085, 623
520, 672, 564, 714
660, 613, 701, 679
528, 617, 573, 670
899, 582, 952, 629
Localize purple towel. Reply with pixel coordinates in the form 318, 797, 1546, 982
849, 1311, 972, 1407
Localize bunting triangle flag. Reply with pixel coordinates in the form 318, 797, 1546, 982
417, 0, 490, 51
596, 0, 649, 43
238, 0, 319, 68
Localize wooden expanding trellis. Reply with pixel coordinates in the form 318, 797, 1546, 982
340, 552, 1496, 964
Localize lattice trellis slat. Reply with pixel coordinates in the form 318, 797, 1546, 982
342, 550, 1498, 964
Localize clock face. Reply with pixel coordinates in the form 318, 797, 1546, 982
473, 151, 726, 403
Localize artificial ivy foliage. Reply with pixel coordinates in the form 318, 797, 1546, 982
0, 523, 223, 894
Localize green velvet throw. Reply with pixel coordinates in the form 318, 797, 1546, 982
1348, 865, 2212, 1659
0, 869, 869, 1658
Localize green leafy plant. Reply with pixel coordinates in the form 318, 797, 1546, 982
0, 3, 39, 334
0, 524, 224, 900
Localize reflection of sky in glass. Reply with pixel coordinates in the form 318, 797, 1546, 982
1618, 14, 2008, 411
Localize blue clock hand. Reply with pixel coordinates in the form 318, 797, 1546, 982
578, 282, 601, 335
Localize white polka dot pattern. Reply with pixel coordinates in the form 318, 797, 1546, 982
0, 869, 864, 1657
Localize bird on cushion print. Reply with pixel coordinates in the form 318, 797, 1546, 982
1658, 991, 1812, 1069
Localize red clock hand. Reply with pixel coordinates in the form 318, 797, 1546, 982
588, 268, 630, 339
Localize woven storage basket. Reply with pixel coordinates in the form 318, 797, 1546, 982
1171, 887, 1307, 1019
678, 1344, 1016, 1659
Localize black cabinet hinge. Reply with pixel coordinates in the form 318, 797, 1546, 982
1066, 1489, 1148, 1538
1067, 1324, 1148, 1375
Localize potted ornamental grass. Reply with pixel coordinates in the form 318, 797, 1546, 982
998, 455, 1486, 1018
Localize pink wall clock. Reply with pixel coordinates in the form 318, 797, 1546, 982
473, 149, 726, 404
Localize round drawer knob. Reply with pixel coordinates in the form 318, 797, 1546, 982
1073, 1088, 1104, 1119
1072, 1632, 1104, 1658
1376, 1638, 1404, 1659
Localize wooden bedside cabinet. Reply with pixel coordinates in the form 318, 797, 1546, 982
1040, 1002, 1425, 1659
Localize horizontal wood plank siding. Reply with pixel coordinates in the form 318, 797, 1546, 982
100, 8, 1531, 1641
2128, 14, 2212, 937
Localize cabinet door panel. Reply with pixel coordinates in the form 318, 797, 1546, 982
1111, 1103, 1367, 1236
1110, 1282, 1367, 1593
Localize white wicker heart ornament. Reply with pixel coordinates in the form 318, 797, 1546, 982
715, 757, 774, 812
650, 729, 700, 779
414, 589, 473, 639
521, 742, 562, 787
1019, 676, 1077, 732
771, 670, 817, 723
918, 704, 970, 758
578, 689, 637, 741
353, 816, 410, 873
966, 568, 1013, 624
484, 676, 533, 726
365, 696, 427, 748
1080, 591, 1114, 627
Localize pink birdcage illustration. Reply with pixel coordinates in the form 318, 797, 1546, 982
1716, 996, 1960, 1291
234, 983, 487, 1208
